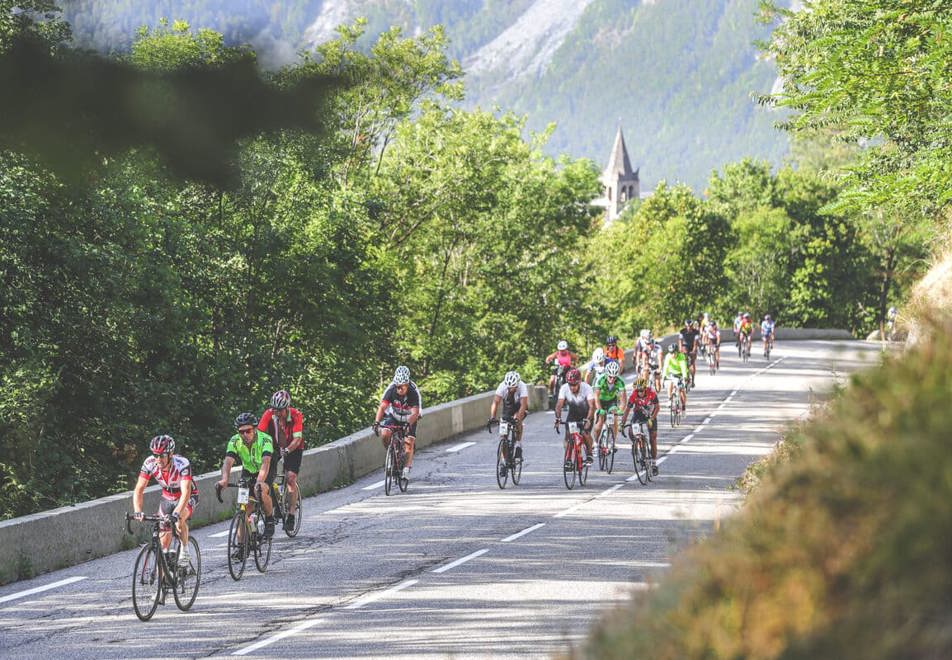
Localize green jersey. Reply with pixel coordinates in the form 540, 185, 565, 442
225, 430, 274, 474
594, 373, 626, 403
663, 353, 688, 380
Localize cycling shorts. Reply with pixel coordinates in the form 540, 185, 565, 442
158, 495, 197, 530
241, 469, 274, 496
382, 415, 417, 438
631, 411, 656, 431
279, 447, 303, 474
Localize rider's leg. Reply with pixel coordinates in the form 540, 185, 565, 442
286, 470, 299, 515
405, 436, 415, 468
380, 427, 392, 450
259, 484, 273, 516
549, 374, 556, 394
593, 413, 605, 443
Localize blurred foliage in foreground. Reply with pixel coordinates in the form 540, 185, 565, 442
584, 319, 952, 658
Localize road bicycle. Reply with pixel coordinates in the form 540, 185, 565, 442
595, 406, 620, 474
548, 364, 568, 408
488, 416, 523, 489
555, 418, 589, 490
271, 452, 303, 537
125, 512, 201, 621
381, 422, 410, 495
668, 379, 686, 427
624, 419, 654, 485
707, 346, 718, 375
741, 335, 752, 363
763, 334, 773, 359
217, 478, 272, 580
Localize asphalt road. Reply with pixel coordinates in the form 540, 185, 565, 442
0, 340, 882, 659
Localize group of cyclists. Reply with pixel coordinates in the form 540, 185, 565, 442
132, 313, 776, 567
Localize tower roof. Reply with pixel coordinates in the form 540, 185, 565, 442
603, 126, 636, 180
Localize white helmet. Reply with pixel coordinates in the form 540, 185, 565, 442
393, 365, 411, 385
557, 340, 568, 351
639, 329, 649, 339
592, 348, 605, 364
605, 361, 620, 377
503, 371, 520, 387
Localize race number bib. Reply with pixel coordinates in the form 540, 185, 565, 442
499, 421, 510, 436
568, 422, 579, 434
237, 486, 250, 504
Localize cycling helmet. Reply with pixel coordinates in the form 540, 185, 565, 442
557, 340, 568, 351
703, 312, 709, 320
503, 371, 520, 387
606, 335, 618, 344
605, 361, 620, 377
269, 389, 291, 410
150, 434, 175, 455
667, 344, 678, 353
712, 322, 718, 329
234, 412, 258, 428
592, 347, 605, 364
566, 368, 581, 385
684, 319, 693, 326
639, 329, 649, 339
393, 365, 411, 385
744, 312, 752, 319
634, 376, 647, 391
764, 314, 771, 321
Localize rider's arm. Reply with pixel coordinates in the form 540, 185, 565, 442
490, 393, 501, 419
593, 388, 603, 410
258, 451, 272, 485
132, 475, 148, 514
286, 409, 304, 452
407, 406, 421, 426
518, 395, 528, 420
374, 399, 388, 424
544, 351, 557, 364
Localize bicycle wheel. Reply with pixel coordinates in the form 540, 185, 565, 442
227, 510, 248, 581
510, 439, 523, 486
280, 485, 302, 537
597, 429, 607, 471
253, 512, 272, 573
563, 443, 576, 490
606, 427, 616, 474
496, 438, 509, 489
384, 442, 395, 496
173, 536, 201, 611
579, 448, 589, 486
132, 543, 161, 621
637, 437, 650, 485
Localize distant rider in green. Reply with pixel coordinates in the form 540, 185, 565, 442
217, 412, 276, 540
592, 360, 627, 444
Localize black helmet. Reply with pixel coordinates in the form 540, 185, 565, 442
606, 335, 618, 344
234, 412, 258, 429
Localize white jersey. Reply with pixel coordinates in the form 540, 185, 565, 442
558, 382, 595, 405
495, 381, 529, 400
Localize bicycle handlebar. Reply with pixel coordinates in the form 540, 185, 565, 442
215, 479, 260, 503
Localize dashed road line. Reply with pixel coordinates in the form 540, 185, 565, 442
432, 549, 490, 574
501, 523, 546, 543
0, 576, 87, 606
361, 480, 385, 491
343, 579, 419, 609
445, 441, 476, 453
232, 619, 323, 656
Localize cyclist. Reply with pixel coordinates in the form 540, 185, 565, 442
705, 321, 722, 370
761, 314, 776, 354
620, 377, 661, 475
662, 344, 689, 412
733, 310, 744, 354
678, 319, 700, 387
584, 347, 606, 385
258, 389, 304, 532
738, 312, 754, 356
604, 335, 624, 372
373, 365, 422, 479
554, 367, 595, 466
217, 413, 276, 540
488, 370, 528, 464
634, 329, 653, 374
592, 360, 627, 449
133, 435, 198, 571
698, 313, 711, 356
645, 339, 663, 392
545, 340, 577, 395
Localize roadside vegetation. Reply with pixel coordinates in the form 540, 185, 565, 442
0, 0, 937, 519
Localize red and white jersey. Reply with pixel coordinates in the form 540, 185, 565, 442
139, 454, 197, 501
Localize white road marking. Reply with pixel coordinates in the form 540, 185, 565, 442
208, 530, 230, 538
432, 549, 490, 574
344, 579, 419, 609
595, 484, 624, 498
501, 523, 546, 543
703, 417, 712, 424
362, 480, 385, 491
232, 619, 323, 656
0, 576, 87, 605
445, 441, 476, 453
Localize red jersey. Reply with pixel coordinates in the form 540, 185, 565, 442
258, 407, 304, 451
139, 455, 197, 501
627, 387, 659, 412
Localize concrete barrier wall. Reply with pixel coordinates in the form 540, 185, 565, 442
0, 383, 548, 584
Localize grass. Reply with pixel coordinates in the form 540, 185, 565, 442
582, 318, 952, 659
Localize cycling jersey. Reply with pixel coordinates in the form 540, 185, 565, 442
761, 321, 775, 336
139, 455, 198, 502
627, 387, 659, 412
679, 328, 699, 352
495, 381, 529, 418
558, 382, 594, 422
604, 345, 624, 363
739, 320, 753, 335
663, 353, 688, 380
706, 328, 721, 345
594, 373, 626, 403
226, 430, 274, 475
381, 381, 422, 423
554, 350, 573, 367
258, 407, 303, 451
